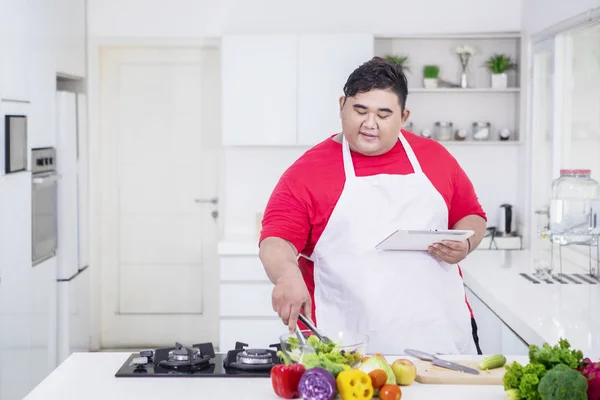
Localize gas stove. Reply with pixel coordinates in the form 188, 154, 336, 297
115, 341, 283, 378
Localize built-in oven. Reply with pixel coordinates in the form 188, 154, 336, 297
32, 147, 60, 266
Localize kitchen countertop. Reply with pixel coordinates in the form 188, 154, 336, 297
458, 249, 600, 360
24, 352, 529, 400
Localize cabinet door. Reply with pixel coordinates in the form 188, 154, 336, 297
55, 0, 86, 78
221, 35, 298, 146
0, 173, 34, 400
297, 34, 374, 146
0, 0, 34, 101
528, 38, 556, 251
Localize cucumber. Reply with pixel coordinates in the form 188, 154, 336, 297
478, 354, 507, 370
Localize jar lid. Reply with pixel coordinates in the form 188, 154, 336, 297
435, 121, 453, 127
560, 169, 591, 176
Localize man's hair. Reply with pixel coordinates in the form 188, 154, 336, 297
342, 56, 409, 110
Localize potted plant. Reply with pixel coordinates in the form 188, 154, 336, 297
423, 65, 439, 88
484, 54, 517, 89
385, 54, 410, 73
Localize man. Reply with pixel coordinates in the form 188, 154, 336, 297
258, 57, 487, 356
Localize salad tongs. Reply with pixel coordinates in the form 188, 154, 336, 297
298, 313, 332, 344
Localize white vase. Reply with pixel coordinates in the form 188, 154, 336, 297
423, 78, 438, 89
491, 73, 508, 89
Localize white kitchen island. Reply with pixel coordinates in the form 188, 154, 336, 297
22, 247, 600, 399
24, 352, 528, 400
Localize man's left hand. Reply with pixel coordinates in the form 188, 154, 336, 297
428, 240, 469, 264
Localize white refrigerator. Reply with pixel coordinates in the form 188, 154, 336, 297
55, 91, 91, 364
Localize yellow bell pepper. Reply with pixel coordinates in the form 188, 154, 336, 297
336, 369, 374, 400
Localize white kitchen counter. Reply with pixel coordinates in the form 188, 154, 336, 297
459, 249, 600, 360
24, 352, 528, 400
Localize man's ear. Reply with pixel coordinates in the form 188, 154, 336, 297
401, 108, 411, 125
338, 96, 345, 112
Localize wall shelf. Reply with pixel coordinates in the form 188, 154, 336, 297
437, 140, 523, 146
409, 88, 520, 93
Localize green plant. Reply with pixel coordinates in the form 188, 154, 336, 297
385, 54, 410, 72
423, 65, 439, 79
484, 54, 517, 74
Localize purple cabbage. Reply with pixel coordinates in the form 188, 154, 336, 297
297, 367, 337, 400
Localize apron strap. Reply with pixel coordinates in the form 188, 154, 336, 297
342, 131, 424, 177
341, 135, 357, 179
398, 130, 423, 174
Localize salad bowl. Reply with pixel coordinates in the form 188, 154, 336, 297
279, 329, 368, 369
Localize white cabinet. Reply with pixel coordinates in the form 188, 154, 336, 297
297, 34, 374, 146
218, 254, 286, 351
0, 0, 57, 148
0, 1, 34, 101
221, 35, 298, 146
465, 286, 529, 355
55, 0, 87, 78
0, 172, 34, 400
221, 34, 375, 146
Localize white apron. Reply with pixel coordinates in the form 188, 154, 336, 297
306, 133, 477, 356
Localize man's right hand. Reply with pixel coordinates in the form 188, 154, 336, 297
272, 274, 312, 334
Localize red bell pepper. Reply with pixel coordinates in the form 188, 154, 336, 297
271, 363, 306, 399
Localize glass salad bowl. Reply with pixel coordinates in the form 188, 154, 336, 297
278, 330, 368, 368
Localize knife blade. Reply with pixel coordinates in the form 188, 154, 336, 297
404, 348, 436, 361
432, 359, 480, 375
404, 348, 480, 375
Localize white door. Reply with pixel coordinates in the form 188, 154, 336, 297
528, 38, 556, 253
98, 46, 221, 348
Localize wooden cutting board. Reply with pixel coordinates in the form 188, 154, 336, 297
413, 359, 506, 385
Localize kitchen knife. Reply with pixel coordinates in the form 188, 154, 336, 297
404, 348, 480, 375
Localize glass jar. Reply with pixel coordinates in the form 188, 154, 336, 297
434, 122, 453, 141
472, 122, 490, 141
549, 169, 600, 244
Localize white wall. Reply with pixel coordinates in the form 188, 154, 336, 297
522, 0, 600, 35
89, 0, 524, 244
88, 0, 521, 37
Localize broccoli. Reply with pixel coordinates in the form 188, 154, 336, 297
537, 364, 588, 400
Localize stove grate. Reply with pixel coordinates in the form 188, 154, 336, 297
519, 272, 600, 284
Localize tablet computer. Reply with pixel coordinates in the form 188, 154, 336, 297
375, 229, 474, 251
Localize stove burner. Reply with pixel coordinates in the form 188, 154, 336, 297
156, 342, 211, 371
169, 347, 200, 362
223, 342, 280, 371
237, 349, 273, 365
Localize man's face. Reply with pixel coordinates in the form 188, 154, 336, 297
339, 89, 410, 156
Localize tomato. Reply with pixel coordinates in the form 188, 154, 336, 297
368, 369, 387, 389
379, 384, 402, 400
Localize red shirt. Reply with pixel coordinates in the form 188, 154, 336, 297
259, 130, 487, 322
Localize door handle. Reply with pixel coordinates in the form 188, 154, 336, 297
195, 197, 218, 205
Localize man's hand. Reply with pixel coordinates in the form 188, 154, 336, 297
428, 239, 470, 264
272, 274, 312, 334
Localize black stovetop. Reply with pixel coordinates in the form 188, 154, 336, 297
115, 341, 283, 378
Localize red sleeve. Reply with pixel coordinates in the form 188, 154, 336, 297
259, 173, 311, 254
448, 161, 487, 228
